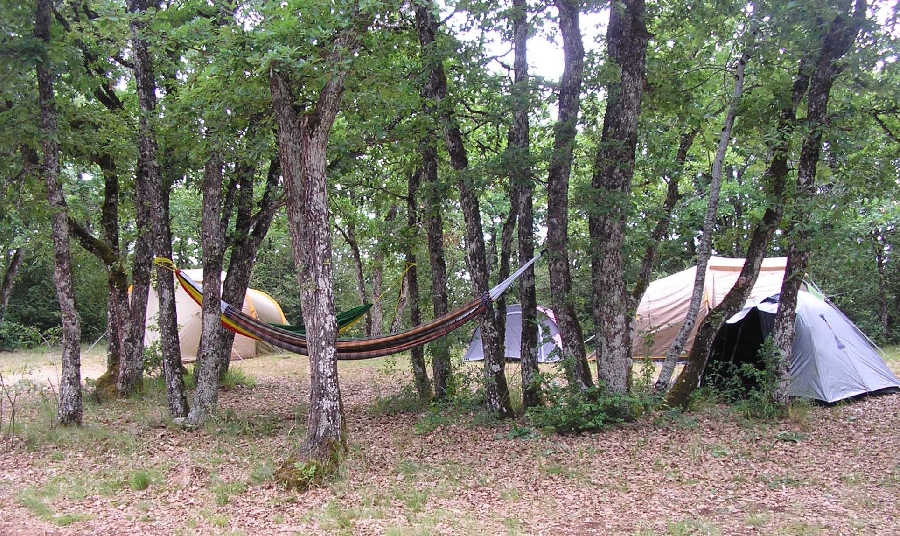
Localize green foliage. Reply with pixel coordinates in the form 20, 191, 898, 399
704, 337, 788, 421
128, 470, 154, 491
0, 321, 47, 351
142, 340, 163, 377
525, 370, 651, 434
219, 367, 256, 390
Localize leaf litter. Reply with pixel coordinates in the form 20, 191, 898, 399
0, 354, 898, 535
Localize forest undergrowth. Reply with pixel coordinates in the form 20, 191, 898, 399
1, 348, 899, 535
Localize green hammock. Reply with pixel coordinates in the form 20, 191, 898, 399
272, 304, 373, 335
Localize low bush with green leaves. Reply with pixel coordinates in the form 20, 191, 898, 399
525, 367, 653, 434
704, 337, 789, 421
0, 321, 55, 352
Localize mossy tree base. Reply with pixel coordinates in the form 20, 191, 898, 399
275, 441, 344, 492
91, 372, 119, 402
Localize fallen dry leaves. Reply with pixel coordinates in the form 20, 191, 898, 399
0, 354, 898, 535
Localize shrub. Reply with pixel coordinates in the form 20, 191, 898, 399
705, 336, 788, 421
525, 371, 647, 434
0, 321, 52, 351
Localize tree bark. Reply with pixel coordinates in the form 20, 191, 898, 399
341, 218, 373, 336
218, 157, 282, 377
36, 0, 82, 425
119, 0, 160, 396
186, 156, 227, 424
0, 248, 23, 324
656, 30, 753, 390
547, 0, 593, 391
370, 205, 398, 337
772, 0, 865, 403
509, 0, 540, 409
271, 27, 360, 468
415, 1, 513, 418
406, 169, 431, 399
874, 232, 890, 336
420, 138, 452, 399
589, 0, 650, 394
666, 50, 817, 408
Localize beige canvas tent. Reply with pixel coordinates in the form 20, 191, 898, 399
632, 257, 791, 358
145, 270, 288, 360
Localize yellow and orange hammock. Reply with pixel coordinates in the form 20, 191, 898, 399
154, 253, 542, 360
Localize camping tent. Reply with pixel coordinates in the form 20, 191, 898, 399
463, 304, 562, 363
705, 292, 900, 403
632, 257, 793, 358
145, 269, 288, 360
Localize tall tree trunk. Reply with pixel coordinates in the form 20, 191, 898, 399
420, 138, 452, 399
547, 0, 593, 391
157, 158, 189, 417
218, 157, 281, 377
666, 51, 817, 408
370, 205, 398, 337
589, 0, 650, 394
119, 0, 160, 396
415, 2, 513, 418
271, 33, 358, 472
772, 0, 865, 403
630, 129, 698, 310
341, 218, 373, 336
36, 0, 82, 425
874, 232, 891, 336
406, 169, 431, 399
0, 248, 23, 324
97, 154, 124, 398
186, 156, 227, 424
509, 0, 540, 409
656, 32, 753, 390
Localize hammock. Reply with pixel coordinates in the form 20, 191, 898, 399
154, 252, 541, 360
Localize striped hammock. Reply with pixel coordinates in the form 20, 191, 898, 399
154, 252, 541, 360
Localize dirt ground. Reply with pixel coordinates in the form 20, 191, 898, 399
1, 351, 899, 535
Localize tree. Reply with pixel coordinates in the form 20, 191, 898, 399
772, 0, 866, 402
589, 0, 650, 393
186, 155, 226, 425
267, 2, 376, 482
415, 1, 513, 417
118, 0, 162, 398
0, 249, 23, 324
655, 21, 755, 390
666, 15, 818, 407
35, 0, 82, 425
546, 0, 593, 391
508, 0, 540, 409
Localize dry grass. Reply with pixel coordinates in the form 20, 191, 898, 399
0, 348, 899, 535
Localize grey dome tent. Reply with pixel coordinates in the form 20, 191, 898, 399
705, 291, 900, 403
463, 304, 562, 363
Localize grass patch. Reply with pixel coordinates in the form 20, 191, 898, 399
129, 469, 155, 491
249, 462, 275, 485
220, 367, 256, 390
18, 487, 93, 526
212, 478, 248, 506
213, 408, 282, 438
370, 384, 429, 416
667, 518, 721, 535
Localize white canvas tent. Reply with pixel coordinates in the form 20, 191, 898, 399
632, 257, 792, 358
145, 270, 288, 360
707, 291, 900, 403
463, 304, 563, 363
